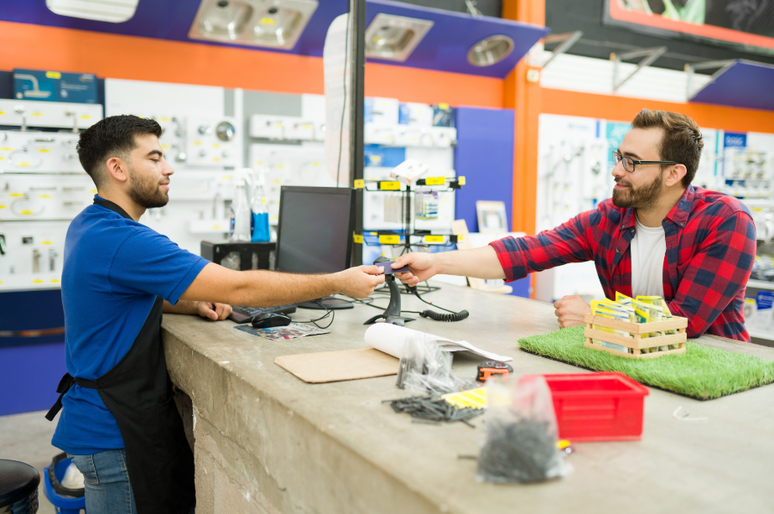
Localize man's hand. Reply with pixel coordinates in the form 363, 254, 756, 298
335, 265, 385, 298
553, 295, 591, 328
391, 252, 438, 287
196, 302, 232, 321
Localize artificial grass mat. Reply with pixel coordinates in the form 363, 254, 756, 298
517, 326, 774, 400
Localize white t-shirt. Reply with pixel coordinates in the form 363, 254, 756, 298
630, 215, 666, 298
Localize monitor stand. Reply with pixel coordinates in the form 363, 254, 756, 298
297, 296, 354, 310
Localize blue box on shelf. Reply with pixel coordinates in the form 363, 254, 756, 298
14, 68, 97, 104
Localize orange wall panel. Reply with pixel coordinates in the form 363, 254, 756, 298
0, 20, 504, 108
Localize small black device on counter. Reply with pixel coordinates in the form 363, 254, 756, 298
251, 312, 292, 329
229, 304, 297, 324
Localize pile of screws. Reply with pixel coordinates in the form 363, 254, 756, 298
386, 396, 484, 427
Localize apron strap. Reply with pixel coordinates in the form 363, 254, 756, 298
45, 372, 98, 421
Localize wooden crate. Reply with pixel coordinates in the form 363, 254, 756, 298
584, 313, 688, 359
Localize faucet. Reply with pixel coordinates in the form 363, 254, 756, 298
49, 248, 58, 271
32, 248, 41, 273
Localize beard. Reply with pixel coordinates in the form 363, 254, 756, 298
126, 165, 169, 209
612, 172, 663, 210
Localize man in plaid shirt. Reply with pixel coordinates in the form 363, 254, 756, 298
393, 109, 756, 341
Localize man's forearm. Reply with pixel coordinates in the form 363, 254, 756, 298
162, 299, 201, 314
228, 270, 341, 307
435, 246, 505, 279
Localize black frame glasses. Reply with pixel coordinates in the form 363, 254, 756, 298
612, 151, 678, 173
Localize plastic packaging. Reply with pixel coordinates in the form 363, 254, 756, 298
250, 170, 271, 242
477, 374, 568, 484
396, 331, 471, 396
229, 170, 251, 242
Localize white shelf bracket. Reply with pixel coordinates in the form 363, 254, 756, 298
611, 46, 667, 92
541, 31, 583, 70
684, 59, 736, 100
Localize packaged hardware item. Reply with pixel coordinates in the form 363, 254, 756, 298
13, 68, 97, 103
590, 301, 631, 353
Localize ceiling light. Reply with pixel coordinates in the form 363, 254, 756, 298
46, 0, 139, 23
467, 35, 514, 67
365, 13, 434, 62
189, 0, 318, 50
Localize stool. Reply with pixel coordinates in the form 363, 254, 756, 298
0, 459, 40, 514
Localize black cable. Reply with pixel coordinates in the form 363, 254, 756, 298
408, 284, 470, 322
294, 301, 335, 329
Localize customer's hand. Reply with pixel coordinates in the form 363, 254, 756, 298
553, 295, 591, 328
391, 252, 438, 287
197, 301, 233, 321
336, 265, 385, 299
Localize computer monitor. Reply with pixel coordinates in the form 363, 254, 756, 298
275, 186, 356, 310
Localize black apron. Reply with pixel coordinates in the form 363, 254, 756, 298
47, 197, 195, 514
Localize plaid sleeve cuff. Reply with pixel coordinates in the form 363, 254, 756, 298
489, 237, 525, 283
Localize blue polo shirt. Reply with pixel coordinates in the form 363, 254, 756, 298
52, 197, 208, 455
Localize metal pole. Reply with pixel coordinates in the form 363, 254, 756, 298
349, 0, 366, 266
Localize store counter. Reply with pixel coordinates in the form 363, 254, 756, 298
161, 283, 774, 514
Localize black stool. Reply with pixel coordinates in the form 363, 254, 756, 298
0, 459, 39, 514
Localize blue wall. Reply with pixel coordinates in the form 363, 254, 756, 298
454, 107, 530, 298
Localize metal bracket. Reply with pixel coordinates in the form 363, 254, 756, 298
684, 59, 736, 100
611, 46, 667, 92
541, 31, 583, 69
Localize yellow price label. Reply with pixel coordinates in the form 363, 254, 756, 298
456, 234, 464, 241
80, 115, 91, 119
42, 241, 53, 245
438, 103, 449, 110
254, 160, 264, 165
46, 71, 62, 79
380, 181, 401, 191
38, 148, 50, 153
20, 210, 34, 215
212, 225, 222, 230
17, 162, 31, 167
89, 189, 97, 193
354, 179, 365, 189
192, 141, 202, 146
425, 176, 446, 186
0, 205, 6, 209
353, 234, 364, 244
10, 193, 24, 197
50, 279, 60, 283
0, 148, 11, 151
39, 195, 51, 199
159, 117, 170, 121
0, 111, 4, 115
424, 235, 444, 243
31, 112, 43, 117
0, 157, 4, 161
379, 235, 400, 244
212, 158, 221, 162
32, 279, 44, 284
276, 164, 285, 169
259, 17, 276, 24
458, 176, 466, 185
212, 144, 221, 148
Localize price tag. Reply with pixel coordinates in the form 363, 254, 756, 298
425, 176, 446, 186
379, 181, 401, 191
353, 233, 364, 244
424, 235, 444, 243
354, 179, 365, 189
379, 235, 400, 244
457, 176, 466, 185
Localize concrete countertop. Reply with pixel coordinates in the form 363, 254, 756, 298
162, 283, 774, 514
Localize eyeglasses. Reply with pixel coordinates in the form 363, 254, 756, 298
612, 151, 678, 173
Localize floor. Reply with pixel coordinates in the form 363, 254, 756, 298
0, 410, 67, 514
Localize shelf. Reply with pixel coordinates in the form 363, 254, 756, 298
747, 279, 774, 291
689, 60, 774, 112
748, 328, 774, 342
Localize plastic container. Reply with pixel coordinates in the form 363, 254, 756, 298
43, 453, 85, 514
250, 171, 270, 243
542, 372, 649, 442
229, 170, 251, 243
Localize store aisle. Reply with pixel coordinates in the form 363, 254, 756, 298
0, 410, 63, 514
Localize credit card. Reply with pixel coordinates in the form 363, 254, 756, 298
373, 261, 410, 274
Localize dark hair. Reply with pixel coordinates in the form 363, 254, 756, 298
77, 115, 162, 189
631, 109, 704, 187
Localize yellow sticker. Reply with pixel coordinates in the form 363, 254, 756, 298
17, 162, 31, 167
42, 241, 53, 244
353, 233, 364, 244
212, 225, 222, 230
425, 176, 446, 186
38, 148, 50, 153
50, 279, 60, 283
353, 179, 365, 189
458, 176, 466, 185
31, 112, 43, 117
192, 141, 202, 146
80, 115, 91, 119
255, 160, 264, 165
212, 144, 220, 148
273, 179, 282, 184
20, 210, 34, 215
311, 162, 320, 166
303, 124, 312, 129
0, 157, 4, 161
276, 164, 285, 169
46, 71, 62, 78
10, 193, 24, 197
379, 235, 400, 244
259, 17, 276, 24
379, 181, 401, 191
89, 189, 97, 193
159, 117, 170, 122
424, 235, 444, 243
0, 148, 11, 151
161, 145, 169, 149
32, 279, 44, 284
0, 111, 4, 115
222, 175, 232, 180
39, 195, 51, 199
457, 234, 464, 241
212, 158, 221, 162
438, 103, 449, 110
0, 205, 6, 209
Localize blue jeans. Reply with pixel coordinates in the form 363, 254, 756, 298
68, 450, 137, 514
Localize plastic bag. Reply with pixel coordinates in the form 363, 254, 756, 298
477, 374, 568, 484
396, 331, 470, 396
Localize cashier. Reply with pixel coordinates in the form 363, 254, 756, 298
46, 115, 385, 514
393, 109, 756, 342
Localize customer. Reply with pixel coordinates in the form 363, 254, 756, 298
46, 115, 385, 514
393, 109, 756, 341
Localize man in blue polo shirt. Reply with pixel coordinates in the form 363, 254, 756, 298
47, 115, 384, 514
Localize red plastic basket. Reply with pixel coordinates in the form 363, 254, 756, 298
542, 372, 650, 442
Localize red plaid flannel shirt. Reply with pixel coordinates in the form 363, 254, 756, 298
490, 186, 756, 341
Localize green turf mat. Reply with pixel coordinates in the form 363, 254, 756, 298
517, 326, 774, 400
